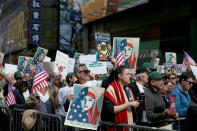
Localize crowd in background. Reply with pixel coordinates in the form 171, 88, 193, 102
0, 58, 197, 131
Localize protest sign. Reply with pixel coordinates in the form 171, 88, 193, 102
5, 64, 17, 74
74, 52, 81, 64
18, 56, 26, 72
169, 95, 176, 116
23, 57, 33, 74
113, 37, 140, 72
54, 61, 67, 78
0, 52, 5, 74
164, 63, 176, 75
85, 62, 107, 74
79, 55, 96, 64
43, 56, 51, 62
154, 58, 160, 69
95, 32, 112, 61
42, 62, 55, 75
65, 84, 105, 130
55, 50, 69, 66
68, 58, 75, 73
190, 65, 197, 80
31, 47, 48, 74
165, 52, 177, 64
157, 65, 164, 73
176, 64, 183, 76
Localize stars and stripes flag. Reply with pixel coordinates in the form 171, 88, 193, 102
116, 52, 125, 66
32, 63, 49, 94
5, 84, 16, 107
182, 51, 196, 72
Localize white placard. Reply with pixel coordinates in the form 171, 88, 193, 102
4, 64, 17, 74
86, 62, 107, 74
190, 65, 197, 80
68, 58, 75, 73
55, 50, 69, 65
43, 56, 51, 62
79, 55, 96, 64
54, 61, 68, 78
42, 62, 55, 75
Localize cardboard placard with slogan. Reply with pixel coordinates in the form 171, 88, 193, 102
43, 56, 51, 62
85, 62, 107, 74
31, 47, 48, 75
65, 84, 105, 130
79, 55, 96, 64
113, 37, 140, 72
68, 58, 75, 73
165, 52, 177, 64
23, 57, 33, 75
157, 65, 164, 73
0, 52, 5, 75
55, 50, 69, 77
164, 63, 176, 75
95, 32, 112, 61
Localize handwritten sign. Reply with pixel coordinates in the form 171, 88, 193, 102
43, 56, 51, 62
55, 50, 69, 66
176, 64, 183, 76
5, 64, 17, 74
68, 58, 75, 73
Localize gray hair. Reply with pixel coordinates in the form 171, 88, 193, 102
74, 63, 87, 74
136, 72, 147, 81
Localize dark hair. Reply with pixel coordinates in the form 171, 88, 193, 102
101, 66, 129, 89
20, 81, 28, 87
179, 72, 194, 83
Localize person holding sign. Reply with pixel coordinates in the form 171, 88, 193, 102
102, 66, 140, 131
169, 72, 194, 131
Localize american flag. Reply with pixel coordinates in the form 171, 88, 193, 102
116, 52, 125, 66
5, 84, 16, 107
182, 51, 196, 72
32, 63, 49, 94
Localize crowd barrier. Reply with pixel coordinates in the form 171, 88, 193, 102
0, 106, 187, 131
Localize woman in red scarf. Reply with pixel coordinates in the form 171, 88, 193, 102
101, 66, 140, 131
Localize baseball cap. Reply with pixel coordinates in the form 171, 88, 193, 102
142, 62, 156, 70
66, 72, 74, 83
148, 71, 164, 83
14, 71, 22, 78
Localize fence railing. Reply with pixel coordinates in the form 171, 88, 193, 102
0, 106, 187, 131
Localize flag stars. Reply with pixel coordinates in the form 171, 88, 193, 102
74, 109, 77, 113
78, 114, 82, 117
69, 115, 73, 119
77, 105, 80, 108
82, 118, 86, 122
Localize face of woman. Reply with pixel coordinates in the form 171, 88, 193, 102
122, 46, 133, 59
97, 44, 101, 52
80, 95, 95, 111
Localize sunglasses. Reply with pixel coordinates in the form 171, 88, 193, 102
187, 80, 193, 85
170, 76, 176, 79
79, 70, 90, 74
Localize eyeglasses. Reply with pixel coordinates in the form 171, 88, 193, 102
187, 80, 193, 85
79, 70, 90, 74
170, 76, 176, 79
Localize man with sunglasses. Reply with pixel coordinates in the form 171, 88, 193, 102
169, 72, 194, 131
74, 63, 102, 87
168, 73, 177, 89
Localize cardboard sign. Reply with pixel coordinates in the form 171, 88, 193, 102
5, 64, 17, 74
55, 50, 69, 66
164, 63, 176, 75
54, 61, 67, 78
154, 58, 160, 69
23, 57, 33, 74
190, 65, 197, 80
176, 64, 183, 76
169, 95, 176, 116
68, 58, 75, 73
86, 62, 107, 74
43, 56, 51, 62
157, 65, 164, 73
65, 84, 105, 130
95, 32, 112, 61
79, 55, 97, 64
113, 37, 140, 73
165, 52, 177, 64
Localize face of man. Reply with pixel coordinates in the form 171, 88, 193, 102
77, 66, 90, 81
15, 77, 22, 83
21, 83, 28, 92
169, 75, 176, 85
140, 73, 148, 83
182, 77, 194, 91
70, 75, 78, 83
119, 68, 131, 85
24, 74, 30, 81
151, 78, 163, 90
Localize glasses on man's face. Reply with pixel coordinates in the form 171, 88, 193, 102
187, 80, 193, 85
79, 70, 90, 74
170, 76, 176, 79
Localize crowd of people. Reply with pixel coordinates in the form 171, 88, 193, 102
0, 58, 197, 131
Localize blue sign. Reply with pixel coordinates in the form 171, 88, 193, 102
30, 32, 41, 44
31, 10, 41, 21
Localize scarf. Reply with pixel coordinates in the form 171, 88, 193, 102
104, 80, 130, 131
37, 90, 50, 103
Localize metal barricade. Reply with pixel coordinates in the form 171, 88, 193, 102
10, 108, 63, 131
0, 106, 12, 131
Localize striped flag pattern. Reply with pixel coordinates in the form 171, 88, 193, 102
5, 84, 16, 107
32, 63, 49, 94
116, 52, 125, 66
182, 51, 196, 72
